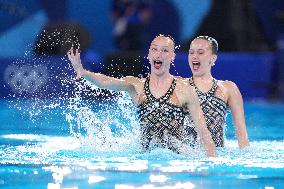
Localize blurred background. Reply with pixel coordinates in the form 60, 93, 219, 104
0, 0, 284, 101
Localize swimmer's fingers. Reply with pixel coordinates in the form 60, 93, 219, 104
67, 47, 75, 60
67, 47, 83, 80
67, 47, 80, 56
67, 49, 81, 64
75, 49, 81, 60
67, 50, 73, 60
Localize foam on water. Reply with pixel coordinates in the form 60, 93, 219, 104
1, 133, 284, 169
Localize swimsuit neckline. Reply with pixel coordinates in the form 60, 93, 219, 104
189, 77, 217, 96
145, 76, 176, 102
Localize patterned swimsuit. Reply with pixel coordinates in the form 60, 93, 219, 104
137, 76, 188, 152
189, 77, 228, 147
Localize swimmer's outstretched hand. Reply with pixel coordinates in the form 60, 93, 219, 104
67, 48, 84, 80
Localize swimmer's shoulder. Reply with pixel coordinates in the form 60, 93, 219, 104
123, 76, 145, 95
174, 76, 196, 99
175, 76, 193, 86
123, 76, 146, 85
217, 79, 241, 100
175, 76, 194, 92
217, 79, 239, 90
174, 76, 189, 82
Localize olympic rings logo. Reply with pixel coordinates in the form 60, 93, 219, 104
4, 64, 49, 94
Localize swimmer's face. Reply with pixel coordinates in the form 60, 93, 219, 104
188, 38, 217, 77
148, 36, 175, 76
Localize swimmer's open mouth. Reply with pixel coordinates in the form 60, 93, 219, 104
154, 60, 163, 69
192, 61, 200, 71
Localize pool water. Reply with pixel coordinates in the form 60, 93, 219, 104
0, 98, 284, 189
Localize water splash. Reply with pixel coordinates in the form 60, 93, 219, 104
65, 81, 141, 153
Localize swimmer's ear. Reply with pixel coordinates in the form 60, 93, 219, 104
210, 54, 217, 66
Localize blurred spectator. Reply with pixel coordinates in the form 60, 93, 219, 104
39, 0, 67, 21
182, 0, 270, 52
252, 0, 284, 50
146, 0, 181, 48
111, 0, 152, 51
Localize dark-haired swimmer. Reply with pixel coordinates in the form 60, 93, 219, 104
67, 34, 217, 157
186, 35, 249, 148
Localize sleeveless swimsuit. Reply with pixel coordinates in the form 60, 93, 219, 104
137, 76, 188, 152
188, 77, 228, 147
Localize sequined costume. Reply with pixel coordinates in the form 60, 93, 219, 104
137, 76, 189, 152
188, 77, 228, 147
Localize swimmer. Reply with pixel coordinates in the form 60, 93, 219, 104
67, 34, 217, 157
186, 35, 250, 148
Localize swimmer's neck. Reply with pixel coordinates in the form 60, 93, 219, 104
150, 73, 173, 87
193, 73, 213, 82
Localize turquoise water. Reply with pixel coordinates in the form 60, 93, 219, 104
0, 98, 284, 189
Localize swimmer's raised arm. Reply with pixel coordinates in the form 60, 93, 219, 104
67, 48, 138, 93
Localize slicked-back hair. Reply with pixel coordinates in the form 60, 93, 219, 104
155, 34, 175, 49
194, 36, 218, 54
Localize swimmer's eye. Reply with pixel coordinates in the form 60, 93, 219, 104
151, 47, 158, 51
197, 50, 205, 54
189, 50, 194, 55
162, 49, 169, 53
